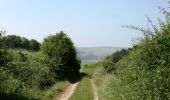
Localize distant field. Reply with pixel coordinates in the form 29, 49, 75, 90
81, 60, 100, 65
77, 47, 127, 64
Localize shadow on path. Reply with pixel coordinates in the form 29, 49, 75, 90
68, 72, 93, 84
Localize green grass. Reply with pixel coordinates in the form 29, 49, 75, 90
69, 77, 93, 100
83, 62, 123, 100
91, 64, 116, 100
41, 81, 70, 100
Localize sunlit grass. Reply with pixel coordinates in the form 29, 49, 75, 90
41, 81, 70, 100
69, 77, 93, 100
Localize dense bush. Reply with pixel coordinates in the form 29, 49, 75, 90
109, 49, 130, 63
136, 24, 170, 99
0, 48, 56, 99
41, 31, 80, 81
9, 50, 55, 88
93, 4, 170, 100
103, 49, 130, 73
111, 13, 170, 100
29, 39, 40, 51
102, 59, 115, 73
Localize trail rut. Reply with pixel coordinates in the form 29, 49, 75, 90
54, 82, 79, 100
91, 79, 98, 100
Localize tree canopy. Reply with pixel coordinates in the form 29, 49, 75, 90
2, 35, 40, 51
0, 31, 9, 66
42, 31, 80, 81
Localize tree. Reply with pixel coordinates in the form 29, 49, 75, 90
4, 35, 22, 48
21, 37, 30, 50
0, 31, 9, 66
3, 35, 40, 51
41, 31, 80, 80
30, 39, 40, 51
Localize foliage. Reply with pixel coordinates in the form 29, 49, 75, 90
88, 22, 170, 99
0, 31, 9, 66
0, 30, 80, 99
109, 7, 170, 100
102, 59, 115, 73
0, 49, 56, 99
21, 37, 30, 50
41, 31, 80, 81
88, 2, 170, 100
3, 35, 22, 48
104, 49, 130, 73
29, 39, 40, 51
107, 49, 130, 63
3, 35, 40, 51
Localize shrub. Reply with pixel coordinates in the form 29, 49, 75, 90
114, 14, 170, 100
104, 49, 130, 73
41, 31, 80, 81
103, 59, 115, 73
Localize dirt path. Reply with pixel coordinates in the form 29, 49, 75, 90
54, 82, 79, 100
91, 79, 98, 100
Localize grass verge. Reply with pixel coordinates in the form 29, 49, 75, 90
69, 77, 93, 100
41, 81, 70, 100
86, 62, 121, 100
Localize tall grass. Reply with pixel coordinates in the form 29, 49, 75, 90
87, 62, 122, 100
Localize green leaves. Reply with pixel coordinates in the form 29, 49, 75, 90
109, 3, 170, 99
41, 31, 80, 81
2, 35, 40, 51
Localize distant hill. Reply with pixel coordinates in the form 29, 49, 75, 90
77, 47, 128, 64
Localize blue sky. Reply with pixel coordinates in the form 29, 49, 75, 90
0, 0, 168, 47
